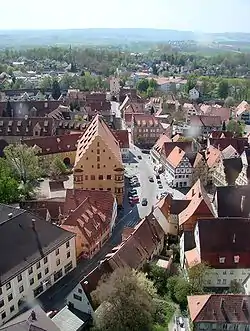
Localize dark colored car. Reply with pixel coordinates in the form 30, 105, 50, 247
142, 198, 148, 206
148, 176, 154, 182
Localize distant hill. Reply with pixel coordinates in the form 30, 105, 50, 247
0, 28, 250, 48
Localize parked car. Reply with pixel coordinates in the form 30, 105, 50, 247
148, 176, 154, 182
156, 174, 160, 179
141, 198, 148, 206
160, 191, 168, 198
128, 190, 137, 197
157, 180, 161, 184
138, 155, 142, 159
158, 184, 163, 189
129, 196, 139, 204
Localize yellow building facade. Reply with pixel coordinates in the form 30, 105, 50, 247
73, 115, 124, 205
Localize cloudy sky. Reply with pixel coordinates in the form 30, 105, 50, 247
1, 0, 250, 32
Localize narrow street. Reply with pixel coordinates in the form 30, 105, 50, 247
38, 146, 184, 312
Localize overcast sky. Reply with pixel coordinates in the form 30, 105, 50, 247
1, 0, 250, 32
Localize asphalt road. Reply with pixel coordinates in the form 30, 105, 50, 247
38, 146, 184, 312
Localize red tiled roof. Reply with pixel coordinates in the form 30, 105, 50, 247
210, 137, 248, 154
188, 294, 250, 324
162, 141, 193, 159
112, 130, 129, 149
62, 195, 112, 246
197, 217, 250, 268
23, 133, 82, 155
63, 189, 114, 220
190, 115, 222, 127
209, 131, 233, 139
206, 107, 231, 122
108, 214, 164, 269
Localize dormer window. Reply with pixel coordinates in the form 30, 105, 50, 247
234, 255, 240, 263
219, 257, 225, 264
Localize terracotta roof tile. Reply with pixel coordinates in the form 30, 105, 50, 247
23, 133, 82, 155
197, 217, 250, 268
133, 114, 162, 127
166, 146, 185, 168
185, 247, 201, 267
210, 137, 248, 154
188, 294, 250, 324
236, 100, 250, 116
205, 145, 221, 168
112, 130, 129, 149
153, 134, 172, 153
63, 189, 114, 220
190, 115, 222, 127
162, 141, 193, 159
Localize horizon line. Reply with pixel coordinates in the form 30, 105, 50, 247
0, 28, 248, 34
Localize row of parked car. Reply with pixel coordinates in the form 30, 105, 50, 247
128, 175, 148, 206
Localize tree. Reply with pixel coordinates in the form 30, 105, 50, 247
39, 76, 52, 90
188, 262, 210, 293
217, 80, 229, 99
50, 156, 68, 178
227, 119, 245, 137
136, 79, 149, 93
51, 79, 61, 100
224, 96, 235, 107
229, 280, 244, 294
186, 75, 197, 92
92, 268, 156, 331
147, 264, 170, 295
0, 158, 20, 203
4, 144, 42, 186
147, 86, 155, 98
222, 121, 226, 131
167, 276, 191, 309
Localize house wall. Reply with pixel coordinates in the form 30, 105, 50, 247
191, 160, 208, 187
0, 237, 76, 326
73, 135, 124, 205
132, 125, 165, 148
67, 284, 94, 316
163, 157, 193, 188
204, 268, 250, 288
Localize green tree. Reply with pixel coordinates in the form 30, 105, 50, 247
229, 280, 244, 294
137, 79, 149, 93
167, 276, 191, 309
50, 156, 68, 178
4, 144, 42, 186
227, 119, 245, 137
92, 268, 156, 331
188, 262, 210, 293
0, 158, 20, 203
147, 86, 155, 98
224, 96, 235, 107
52, 79, 61, 100
39, 76, 52, 90
147, 264, 170, 295
186, 75, 197, 92
217, 80, 229, 99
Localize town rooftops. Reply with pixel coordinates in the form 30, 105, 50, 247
152, 134, 172, 153
216, 185, 250, 218
74, 114, 122, 166
166, 146, 185, 168
0, 208, 74, 285
133, 114, 162, 127
23, 133, 82, 155
206, 107, 231, 122
190, 115, 222, 127
188, 294, 250, 324
210, 137, 248, 154
204, 145, 221, 168
112, 129, 130, 149
63, 189, 115, 218
236, 100, 250, 117
0, 305, 60, 331
197, 217, 250, 268
162, 141, 193, 159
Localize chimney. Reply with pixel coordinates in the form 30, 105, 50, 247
198, 192, 202, 198
241, 196, 246, 213
233, 233, 236, 243
192, 189, 195, 197
8, 213, 13, 219
30, 310, 37, 321
32, 219, 36, 230
179, 148, 182, 154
